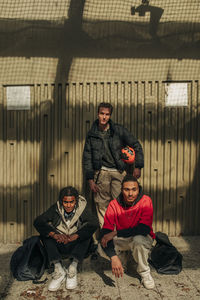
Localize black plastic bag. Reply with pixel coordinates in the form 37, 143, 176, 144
148, 232, 182, 275
10, 236, 47, 281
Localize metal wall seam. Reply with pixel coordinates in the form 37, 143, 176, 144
0, 85, 3, 241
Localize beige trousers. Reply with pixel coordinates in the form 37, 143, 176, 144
94, 169, 126, 227
98, 235, 153, 277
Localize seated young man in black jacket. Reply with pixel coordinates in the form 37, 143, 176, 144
34, 186, 98, 291
98, 175, 155, 290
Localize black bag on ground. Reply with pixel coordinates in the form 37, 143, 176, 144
10, 236, 47, 281
148, 231, 182, 275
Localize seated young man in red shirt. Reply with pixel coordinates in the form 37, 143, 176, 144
99, 174, 155, 289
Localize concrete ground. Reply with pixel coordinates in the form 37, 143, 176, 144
1, 236, 200, 300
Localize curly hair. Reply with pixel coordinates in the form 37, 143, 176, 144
58, 186, 79, 206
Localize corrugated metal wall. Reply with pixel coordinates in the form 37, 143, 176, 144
0, 80, 199, 242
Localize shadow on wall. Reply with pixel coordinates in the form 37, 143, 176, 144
131, 0, 164, 40
0, 0, 200, 64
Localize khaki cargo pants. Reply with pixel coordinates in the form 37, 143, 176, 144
98, 235, 153, 277
94, 169, 126, 228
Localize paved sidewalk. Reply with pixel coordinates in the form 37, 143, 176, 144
1, 236, 200, 300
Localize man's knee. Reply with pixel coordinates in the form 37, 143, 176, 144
114, 236, 132, 252
131, 235, 152, 250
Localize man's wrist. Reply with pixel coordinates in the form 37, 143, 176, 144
109, 230, 117, 239
89, 179, 94, 183
73, 233, 79, 238
113, 230, 117, 236
111, 255, 118, 261
49, 231, 56, 238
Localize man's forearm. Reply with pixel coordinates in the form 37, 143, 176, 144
101, 240, 116, 258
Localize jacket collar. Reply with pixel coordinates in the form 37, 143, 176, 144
56, 195, 87, 227
117, 185, 143, 208
88, 119, 115, 137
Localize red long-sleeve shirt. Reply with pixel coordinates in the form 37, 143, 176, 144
103, 194, 155, 239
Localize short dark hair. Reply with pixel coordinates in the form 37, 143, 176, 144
121, 174, 138, 187
59, 186, 79, 205
98, 102, 113, 115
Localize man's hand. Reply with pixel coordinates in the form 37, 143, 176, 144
133, 168, 141, 179
89, 179, 99, 193
101, 231, 117, 248
53, 233, 70, 244
111, 255, 124, 278
68, 233, 79, 242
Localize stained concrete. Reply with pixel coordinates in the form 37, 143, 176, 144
1, 236, 200, 300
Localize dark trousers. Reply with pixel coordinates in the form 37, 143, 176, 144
42, 237, 91, 266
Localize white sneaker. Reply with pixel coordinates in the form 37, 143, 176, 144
141, 273, 155, 289
66, 274, 77, 289
48, 263, 66, 291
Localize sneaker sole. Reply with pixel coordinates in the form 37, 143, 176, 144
48, 277, 65, 291
66, 284, 77, 290
142, 282, 155, 290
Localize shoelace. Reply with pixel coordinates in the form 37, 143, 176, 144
52, 268, 65, 280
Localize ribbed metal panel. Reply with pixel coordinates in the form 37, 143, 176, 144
0, 81, 199, 242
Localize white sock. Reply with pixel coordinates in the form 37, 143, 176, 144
68, 259, 78, 277
54, 262, 64, 273
71, 259, 78, 268
54, 262, 62, 268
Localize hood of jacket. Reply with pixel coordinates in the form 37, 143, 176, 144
55, 195, 87, 235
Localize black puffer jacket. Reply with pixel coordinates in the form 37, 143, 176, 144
83, 119, 144, 180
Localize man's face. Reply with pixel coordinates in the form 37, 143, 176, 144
122, 181, 139, 206
98, 107, 111, 126
62, 196, 76, 213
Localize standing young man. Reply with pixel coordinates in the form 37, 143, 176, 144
99, 174, 155, 289
83, 102, 144, 227
34, 186, 98, 291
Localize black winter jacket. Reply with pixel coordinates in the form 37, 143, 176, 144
34, 199, 98, 241
83, 119, 144, 180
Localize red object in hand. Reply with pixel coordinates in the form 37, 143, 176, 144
121, 146, 135, 164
